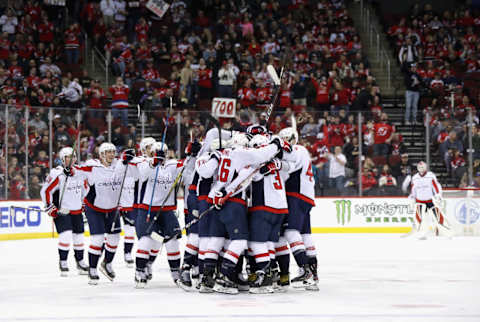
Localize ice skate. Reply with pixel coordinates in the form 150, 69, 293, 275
199, 272, 215, 293
124, 253, 134, 268
177, 265, 194, 291
76, 260, 88, 275
99, 261, 115, 281
291, 265, 313, 288
145, 262, 153, 280
249, 271, 274, 294
213, 273, 239, 295
274, 273, 290, 292
88, 268, 99, 285
59, 260, 69, 277
135, 269, 147, 289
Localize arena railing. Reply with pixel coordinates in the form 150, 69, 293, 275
2, 104, 436, 200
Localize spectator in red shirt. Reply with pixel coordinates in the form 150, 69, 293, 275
361, 165, 378, 195
196, 58, 213, 99
373, 112, 395, 156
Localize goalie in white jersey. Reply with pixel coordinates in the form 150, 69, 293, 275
40, 147, 88, 276
408, 161, 452, 238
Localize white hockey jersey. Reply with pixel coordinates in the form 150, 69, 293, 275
283, 144, 315, 206
40, 166, 85, 214
134, 159, 185, 212
249, 166, 289, 214
75, 159, 126, 212
197, 144, 279, 203
409, 171, 442, 203
117, 157, 146, 210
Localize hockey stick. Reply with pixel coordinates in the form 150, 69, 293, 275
265, 53, 288, 127
9, 205, 44, 213
163, 166, 260, 243
146, 97, 173, 221
109, 148, 135, 231
205, 114, 222, 150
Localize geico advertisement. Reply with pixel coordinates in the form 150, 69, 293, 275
0, 201, 51, 234
311, 198, 415, 228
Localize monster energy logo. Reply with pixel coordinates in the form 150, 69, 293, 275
335, 200, 351, 225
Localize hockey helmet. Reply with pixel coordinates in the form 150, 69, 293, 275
98, 142, 116, 159
59, 147, 76, 166
152, 141, 168, 153
417, 161, 427, 175
140, 137, 156, 155
279, 127, 298, 146
231, 132, 249, 148
248, 134, 269, 148
246, 124, 268, 136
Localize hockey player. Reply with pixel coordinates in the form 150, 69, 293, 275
75, 142, 134, 284
197, 133, 291, 294
177, 140, 202, 290
408, 161, 452, 239
245, 134, 290, 293
279, 127, 318, 291
40, 147, 88, 276
126, 142, 185, 288
120, 137, 156, 268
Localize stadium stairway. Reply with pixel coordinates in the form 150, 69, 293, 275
347, 1, 405, 98
383, 98, 454, 187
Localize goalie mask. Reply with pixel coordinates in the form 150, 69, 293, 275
59, 147, 76, 167
279, 127, 298, 146
417, 161, 427, 176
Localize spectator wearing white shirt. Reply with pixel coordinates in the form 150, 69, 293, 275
57, 78, 83, 108
0, 8, 18, 42
39, 57, 62, 77
113, 0, 127, 25
217, 59, 237, 98
328, 146, 347, 195
101, 0, 117, 27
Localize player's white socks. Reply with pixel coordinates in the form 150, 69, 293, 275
285, 229, 308, 266
88, 234, 104, 268
58, 230, 72, 261
72, 232, 85, 263
123, 224, 135, 255
165, 238, 181, 281
104, 233, 120, 263
302, 234, 317, 258
205, 237, 224, 262
249, 241, 270, 271
223, 239, 247, 265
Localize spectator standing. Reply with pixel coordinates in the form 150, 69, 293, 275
404, 64, 422, 125
100, 0, 116, 27
180, 59, 194, 105
328, 146, 347, 194
0, 8, 18, 42
109, 77, 130, 127
373, 113, 395, 156
218, 60, 236, 98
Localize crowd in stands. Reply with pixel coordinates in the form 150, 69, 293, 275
383, 2, 480, 187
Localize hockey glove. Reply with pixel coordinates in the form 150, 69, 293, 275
213, 188, 227, 210
151, 150, 166, 167
122, 149, 135, 165
63, 167, 74, 177
46, 204, 58, 218
185, 140, 202, 157
58, 208, 70, 215
270, 136, 292, 154
260, 158, 282, 176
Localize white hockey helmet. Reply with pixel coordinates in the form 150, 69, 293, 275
417, 161, 427, 175
279, 127, 298, 146
248, 134, 269, 148
140, 137, 156, 155
246, 124, 268, 136
209, 138, 232, 151
98, 142, 116, 159
59, 147, 76, 165
231, 132, 249, 148
152, 141, 168, 153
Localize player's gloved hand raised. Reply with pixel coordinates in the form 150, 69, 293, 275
213, 188, 227, 210
122, 149, 135, 165
151, 150, 166, 167
270, 136, 292, 153
46, 204, 58, 218
63, 167, 74, 177
185, 141, 202, 157
260, 158, 282, 176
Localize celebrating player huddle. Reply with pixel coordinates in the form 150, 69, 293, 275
40, 124, 319, 294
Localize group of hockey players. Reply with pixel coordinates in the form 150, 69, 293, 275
40, 123, 320, 294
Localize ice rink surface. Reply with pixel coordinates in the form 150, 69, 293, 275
1, 234, 479, 322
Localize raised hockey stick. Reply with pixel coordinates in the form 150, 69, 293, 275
109, 148, 135, 231
146, 97, 173, 221
265, 52, 289, 126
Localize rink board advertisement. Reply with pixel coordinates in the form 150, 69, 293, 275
0, 197, 476, 240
